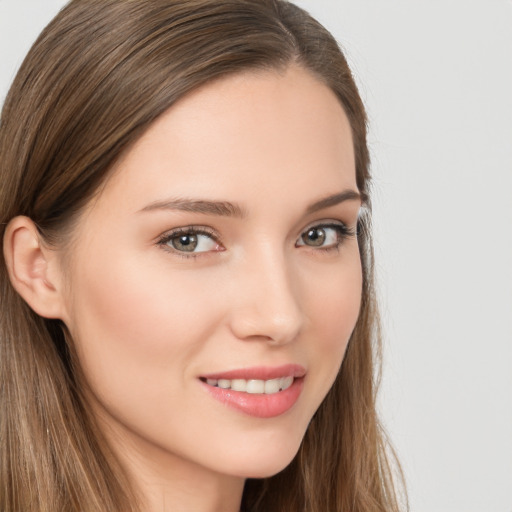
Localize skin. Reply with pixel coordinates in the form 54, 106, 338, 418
6, 65, 363, 512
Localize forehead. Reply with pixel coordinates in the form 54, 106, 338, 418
90, 65, 356, 216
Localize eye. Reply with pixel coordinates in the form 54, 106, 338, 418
157, 227, 221, 256
296, 223, 354, 250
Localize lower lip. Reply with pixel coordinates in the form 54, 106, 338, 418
200, 377, 304, 418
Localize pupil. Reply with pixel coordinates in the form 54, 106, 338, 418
173, 234, 198, 252
306, 228, 325, 246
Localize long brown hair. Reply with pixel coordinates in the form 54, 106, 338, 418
0, 1, 406, 510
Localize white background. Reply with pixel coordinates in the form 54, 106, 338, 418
1, 1, 511, 511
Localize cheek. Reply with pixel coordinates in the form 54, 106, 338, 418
323, 271, 362, 346
302, 253, 363, 388
66, 251, 221, 411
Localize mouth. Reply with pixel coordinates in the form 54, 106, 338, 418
199, 376, 295, 395
199, 364, 306, 418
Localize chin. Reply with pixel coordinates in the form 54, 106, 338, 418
229, 457, 298, 480
215, 432, 304, 479
242, 459, 296, 479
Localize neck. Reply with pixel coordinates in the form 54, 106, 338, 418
98, 416, 245, 512
138, 465, 244, 512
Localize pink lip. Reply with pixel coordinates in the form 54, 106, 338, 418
199, 364, 306, 419
200, 364, 306, 381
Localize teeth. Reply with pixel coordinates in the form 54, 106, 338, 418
264, 378, 281, 394
246, 380, 264, 394
217, 379, 230, 389
281, 376, 293, 390
204, 377, 295, 394
231, 379, 247, 392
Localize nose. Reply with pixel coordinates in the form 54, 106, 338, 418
228, 247, 305, 346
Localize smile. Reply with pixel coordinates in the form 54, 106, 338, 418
199, 364, 306, 418
202, 376, 294, 395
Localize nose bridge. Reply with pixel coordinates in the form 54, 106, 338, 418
229, 242, 304, 344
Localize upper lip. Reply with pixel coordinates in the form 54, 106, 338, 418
200, 364, 306, 381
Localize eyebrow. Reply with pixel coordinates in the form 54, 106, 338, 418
139, 189, 362, 218
306, 189, 363, 215
140, 198, 248, 218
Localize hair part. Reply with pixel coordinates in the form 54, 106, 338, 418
0, 1, 406, 510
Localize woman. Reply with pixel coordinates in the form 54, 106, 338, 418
0, 1, 405, 511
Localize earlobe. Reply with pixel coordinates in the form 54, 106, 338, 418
3, 216, 66, 320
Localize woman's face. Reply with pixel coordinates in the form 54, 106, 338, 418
60, 65, 362, 480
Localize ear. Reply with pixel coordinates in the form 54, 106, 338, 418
3, 216, 67, 320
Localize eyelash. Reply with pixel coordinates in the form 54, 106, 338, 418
300, 222, 356, 253
156, 226, 220, 259
156, 222, 356, 260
